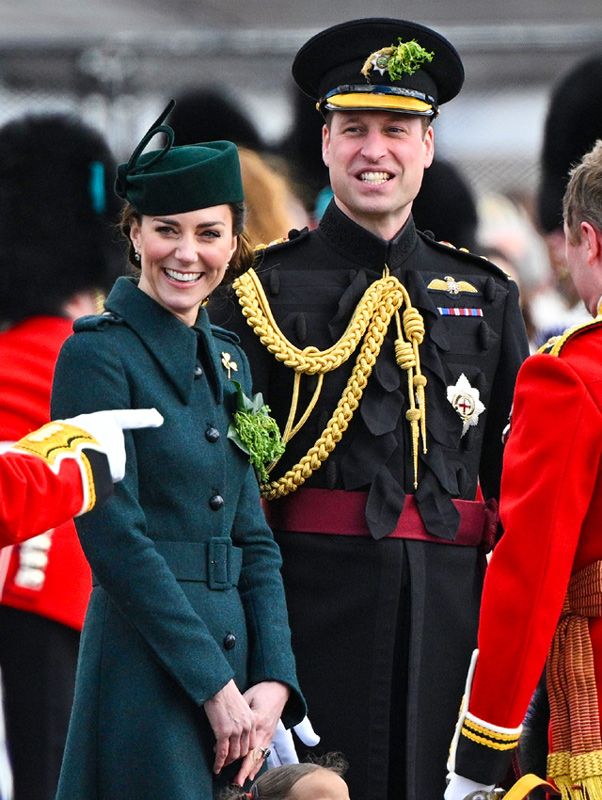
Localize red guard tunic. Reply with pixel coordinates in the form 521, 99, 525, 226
449, 318, 602, 797
0, 422, 112, 547
0, 317, 91, 630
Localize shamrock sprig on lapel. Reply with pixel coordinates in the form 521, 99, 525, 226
227, 380, 285, 482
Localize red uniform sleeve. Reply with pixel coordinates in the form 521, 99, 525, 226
0, 453, 85, 546
449, 352, 602, 783
0, 422, 113, 547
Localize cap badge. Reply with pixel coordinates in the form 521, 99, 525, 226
446, 373, 485, 436
361, 38, 434, 82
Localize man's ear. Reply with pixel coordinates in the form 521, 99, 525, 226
582, 221, 602, 265
423, 124, 435, 168
322, 123, 330, 168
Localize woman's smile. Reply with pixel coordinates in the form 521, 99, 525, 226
162, 267, 204, 284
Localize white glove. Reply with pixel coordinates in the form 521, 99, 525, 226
0, 670, 13, 800
65, 408, 164, 482
266, 717, 320, 768
444, 772, 496, 800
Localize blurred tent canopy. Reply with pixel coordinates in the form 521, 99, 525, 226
0, 0, 600, 196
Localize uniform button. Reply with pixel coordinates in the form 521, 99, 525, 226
223, 633, 236, 650
269, 269, 280, 297
205, 426, 220, 443
209, 494, 224, 511
484, 277, 497, 302
194, 365, 203, 378
295, 312, 307, 343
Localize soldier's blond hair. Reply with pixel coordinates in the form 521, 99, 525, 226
563, 139, 602, 245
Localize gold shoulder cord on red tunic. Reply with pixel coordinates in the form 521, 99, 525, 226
233, 264, 427, 499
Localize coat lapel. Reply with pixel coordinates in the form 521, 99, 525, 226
104, 277, 197, 404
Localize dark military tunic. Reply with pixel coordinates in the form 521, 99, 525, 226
51, 277, 304, 800
210, 201, 529, 800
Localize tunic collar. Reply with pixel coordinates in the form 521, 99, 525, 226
104, 277, 223, 404
318, 198, 418, 271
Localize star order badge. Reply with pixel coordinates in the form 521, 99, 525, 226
370, 51, 391, 75
446, 373, 485, 436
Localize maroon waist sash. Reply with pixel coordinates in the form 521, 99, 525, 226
264, 488, 498, 550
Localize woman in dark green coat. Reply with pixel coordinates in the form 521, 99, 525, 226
51, 103, 305, 800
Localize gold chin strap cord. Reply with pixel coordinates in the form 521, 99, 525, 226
233, 265, 427, 499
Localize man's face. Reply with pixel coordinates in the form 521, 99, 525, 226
322, 110, 434, 238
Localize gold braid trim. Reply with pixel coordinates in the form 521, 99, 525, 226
11, 422, 99, 468
460, 727, 518, 751
538, 315, 602, 356
463, 717, 521, 742
233, 266, 427, 498
548, 750, 602, 785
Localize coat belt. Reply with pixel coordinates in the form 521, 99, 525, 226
92, 538, 242, 590
264, 488, 498, 549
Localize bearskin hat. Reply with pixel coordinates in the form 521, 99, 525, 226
536, 54, 602, 234
0, 113, 124, 323
413, 158, 478, 251
277, 82, 331, 212
168, 88, 263, 151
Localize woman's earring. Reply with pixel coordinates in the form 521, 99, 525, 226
134, 251, 141, 262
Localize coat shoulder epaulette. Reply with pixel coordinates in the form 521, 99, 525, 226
210, 324, 240, 346
418, 232, 510, 281
539, 316, 602, 357
73, 311, 125, 333
254, 227, 310, 258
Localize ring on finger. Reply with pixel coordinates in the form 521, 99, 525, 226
255, 746, 271, 762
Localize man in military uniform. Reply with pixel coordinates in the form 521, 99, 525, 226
445, 142, 602, 800
210, 18, 529, 800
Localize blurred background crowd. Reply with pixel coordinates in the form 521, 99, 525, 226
0, 1, 600, 799
0, 0, 599, 349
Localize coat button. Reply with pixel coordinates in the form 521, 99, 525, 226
223, 632, 236, 650
194, 365, 203, 378
209, 494, 224, 511
205, 426, 220, 443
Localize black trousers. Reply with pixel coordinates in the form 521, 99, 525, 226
0, 607, 79, 800
276, 531, 483, 800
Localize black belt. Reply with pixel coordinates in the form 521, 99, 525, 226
92, 538, 242, 591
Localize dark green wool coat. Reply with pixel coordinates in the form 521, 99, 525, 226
51, 277, 304, 800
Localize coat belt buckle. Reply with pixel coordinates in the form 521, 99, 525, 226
207, 538, 231, 590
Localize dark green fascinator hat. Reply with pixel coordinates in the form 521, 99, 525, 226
115, 99, 244, 215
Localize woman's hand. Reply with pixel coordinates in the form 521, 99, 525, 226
233, 681, 290, 786
203, 679, 256, 775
